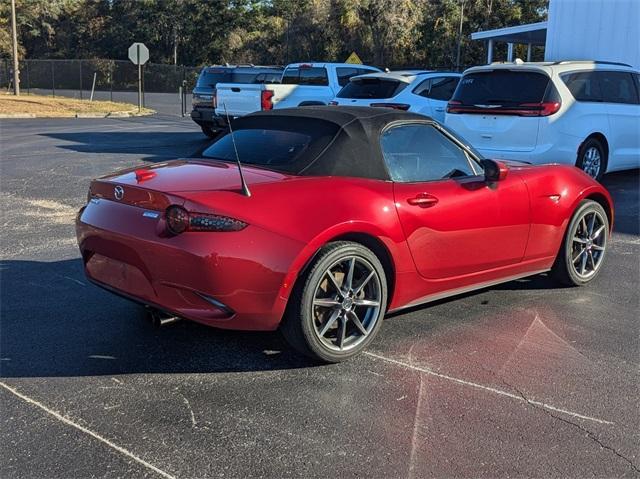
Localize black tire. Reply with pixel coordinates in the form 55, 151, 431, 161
576, 138, 607, 181
201, 125, 221, 139
281, 241, 388, 363
552, 200, 609, 286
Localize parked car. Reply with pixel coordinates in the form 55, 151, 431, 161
191, 64, 283, 138
215, 62, 380, 118
77, 106, 612, 362
329, 70, 461, 122
445, 60, 640, 180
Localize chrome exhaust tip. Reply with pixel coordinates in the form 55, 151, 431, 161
146, 307, 182, 327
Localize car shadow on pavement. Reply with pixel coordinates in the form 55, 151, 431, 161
42, 131, 211, 164
0, 258, 319, 379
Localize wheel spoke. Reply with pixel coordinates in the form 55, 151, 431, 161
325, 271, 344, 297
353, 270, 375, 295
318, 309, 340, 337
580, 250, 588, 275
581, 216, 588, 235
572, 249, 585, 264
337, 316, 347, 350
313, 298, 340, 308
588, 250, 596, 270
592, 224, 606, 240
354, 299, 380, 307
348, 311, 368, 336
592, 244, 605, 251
588, 213, 596, 236
344, 257, 355, 292
573, 236, 587, 244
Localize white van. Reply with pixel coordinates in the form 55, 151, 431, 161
444, 61, 640, 180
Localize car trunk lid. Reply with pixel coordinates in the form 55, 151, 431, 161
90, 160, 290, 210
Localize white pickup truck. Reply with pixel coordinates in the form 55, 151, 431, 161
215, 62, 380, 118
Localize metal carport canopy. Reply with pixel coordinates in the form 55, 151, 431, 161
471, 21, 547, 63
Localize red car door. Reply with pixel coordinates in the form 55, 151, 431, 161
382, 122, 530, 280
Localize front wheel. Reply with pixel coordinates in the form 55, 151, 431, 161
552, 200, 609, 286
281, 241, 387, 363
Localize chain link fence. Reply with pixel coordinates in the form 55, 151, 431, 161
1, 59, 202, 115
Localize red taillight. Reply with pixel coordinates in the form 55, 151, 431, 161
261, 90, 274, 110
166, 206, 190, 235
446, 100, 561, 116
328, 100, 339, 106
165, 205, 247, 235
446, 100, 463, 113
212, 90, 218, 109
370, 103, 410, 111
519, 101, 561, 116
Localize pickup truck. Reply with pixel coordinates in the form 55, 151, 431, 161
191, 64, 282, 138
215, 62, 380, 118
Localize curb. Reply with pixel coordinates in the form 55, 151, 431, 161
0, 111, 153, 119
0, 113, 37, 119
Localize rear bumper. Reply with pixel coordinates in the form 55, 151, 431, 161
477, 141, 579, 166
190, 107, 228, 129
76, 200, 304, 331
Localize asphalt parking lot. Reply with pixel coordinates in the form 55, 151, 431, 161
1, 114, 638, 478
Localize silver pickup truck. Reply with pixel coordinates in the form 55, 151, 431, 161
215, 63, 380, 118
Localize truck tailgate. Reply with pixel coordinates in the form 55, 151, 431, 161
215, 83, 263, 117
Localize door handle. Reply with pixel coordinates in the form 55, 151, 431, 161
407, 193, 439, 208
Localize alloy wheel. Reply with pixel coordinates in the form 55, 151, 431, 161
581, 147, 602, 179
311, 256, 382, 352
570, 210, 607, 279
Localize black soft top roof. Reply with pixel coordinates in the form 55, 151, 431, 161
231, 106, 434, 180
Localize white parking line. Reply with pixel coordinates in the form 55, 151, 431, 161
364, 352, 614, 426
0, 381, 176, 479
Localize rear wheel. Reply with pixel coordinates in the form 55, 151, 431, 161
576, 138, 607, 181
281, 241, 387, 363
552, 200, 609, 286
201, 125, 222, 139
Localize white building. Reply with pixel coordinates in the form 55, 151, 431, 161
471, 0, 640, 69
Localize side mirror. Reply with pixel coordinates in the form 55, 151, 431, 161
481, 159, 509, 182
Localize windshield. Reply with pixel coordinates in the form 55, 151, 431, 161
452, 70, 550, 105
201, 129, 313, 170
337, 78, 408, 99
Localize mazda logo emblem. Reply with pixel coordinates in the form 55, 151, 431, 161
114, 186, 124, 200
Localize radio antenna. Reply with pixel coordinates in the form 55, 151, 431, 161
222, 102, 251, 197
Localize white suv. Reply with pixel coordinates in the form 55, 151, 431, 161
444, 61, 640, 180
330, 71, 461, 123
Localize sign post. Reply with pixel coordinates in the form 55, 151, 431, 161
128, 42, 149, 112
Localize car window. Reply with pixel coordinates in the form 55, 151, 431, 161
597, 71, 639, 104
380, 123, 476, 182
196, 69, 232, 88
561, 72, 603, 102
412, 78, 431, 97
426, 76, 460, 101
452, 70, 550, 105
202, 129, 312, 167
336, 67, 359, 86
282, 67, 329, 86
337, 78, 408, 99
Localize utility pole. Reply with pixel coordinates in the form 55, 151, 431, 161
455, 0, 465, 71
10, 0, 20, 95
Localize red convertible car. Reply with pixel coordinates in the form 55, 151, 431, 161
76, 107, 613, 362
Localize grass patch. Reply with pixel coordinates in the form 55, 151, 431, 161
0, 93, 154, 117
